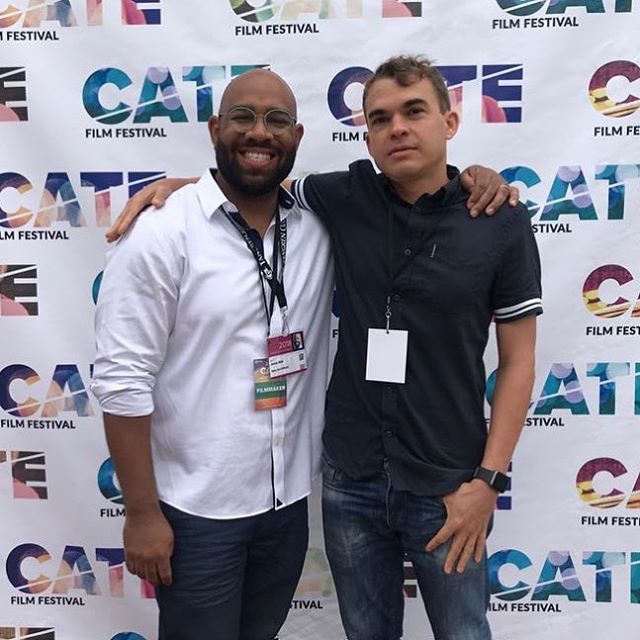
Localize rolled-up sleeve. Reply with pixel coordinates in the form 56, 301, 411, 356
91, 212, 182, 416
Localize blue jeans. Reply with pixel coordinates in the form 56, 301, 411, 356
156, 498, 308, 640
322, 454, 492, 640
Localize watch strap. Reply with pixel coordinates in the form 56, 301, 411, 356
473, 466, 509, 493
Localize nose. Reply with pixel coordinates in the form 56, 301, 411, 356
246, 114, 273, 140
389, 113, 409, 137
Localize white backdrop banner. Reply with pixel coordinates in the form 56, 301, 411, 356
1, 1, 639, 639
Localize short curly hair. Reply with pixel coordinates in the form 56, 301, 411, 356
363, 55, 451, 115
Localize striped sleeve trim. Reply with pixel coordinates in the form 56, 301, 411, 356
494, 298, 542, 322
292, 176, 311, 210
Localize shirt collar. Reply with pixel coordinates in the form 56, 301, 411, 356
383, 164, 463, 208
416, 165, 463, 208
195, 168, 298, 220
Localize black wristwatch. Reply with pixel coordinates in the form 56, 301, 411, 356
473, 466, 509, 493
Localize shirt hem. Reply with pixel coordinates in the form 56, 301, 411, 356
158, 490, 312, 520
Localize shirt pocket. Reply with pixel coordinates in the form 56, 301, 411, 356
404, 240, 495, 312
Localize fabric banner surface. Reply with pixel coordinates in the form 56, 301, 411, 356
1, 1, 638, 639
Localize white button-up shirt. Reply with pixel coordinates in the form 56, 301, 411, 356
91, 170, 333, 519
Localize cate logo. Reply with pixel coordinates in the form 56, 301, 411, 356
230, 0, 421, 28
110, 634, 147, 640
92, 271, 103, 304
0, 629, 54, 639
487, 361, 640, 422
0, 265, 38, 316
489, 548, 639, 610
492, 0, 636, 28
590, 60, 640, 137
577, 458, 640, 514
98, 458, 125, 518
496, 463, 512, 510
0, 171, 165, 238
0, 363, 94, 430
0, 67, 28, 121
327, 66, 373, 128
500, 164, 640, 234
0, 450, 48, 499
495, 0, 634, 15
0, 0, 161, 41
583, 265, 640, 337
6, 544, 155, 604
82, 65, 266, 138
328, 63, 523, 141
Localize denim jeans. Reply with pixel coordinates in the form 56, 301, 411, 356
156, 498, 308, 640
322, 453, 492, 640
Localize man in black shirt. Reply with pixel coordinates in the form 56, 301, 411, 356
290, 56, 541, 640
107, 57, 540, 640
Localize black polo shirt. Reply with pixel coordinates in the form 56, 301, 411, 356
292, 160, 542, 497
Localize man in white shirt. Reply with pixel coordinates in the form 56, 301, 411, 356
91, 69, 333, 640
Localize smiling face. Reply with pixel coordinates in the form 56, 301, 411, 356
364, 77, 459, 194
209, 70, 303, 197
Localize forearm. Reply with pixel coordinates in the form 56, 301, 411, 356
483, 359, 534, 472
103, 413, 174, 586
426, 315, 536, 573
104, 413, 161, 516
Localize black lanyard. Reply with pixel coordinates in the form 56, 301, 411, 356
224, 206, 288, 335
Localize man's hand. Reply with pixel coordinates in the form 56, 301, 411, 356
425, 480, 496, 574
123, 510, 174, 587
106, 177, 195, 243
460, 165, 519, 217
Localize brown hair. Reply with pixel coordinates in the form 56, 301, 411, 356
363, 55, 451, 115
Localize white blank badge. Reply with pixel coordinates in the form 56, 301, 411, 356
365, 329, 408, 384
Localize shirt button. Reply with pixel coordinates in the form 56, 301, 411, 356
404, 248, 412, 256
393, 293, 401, 302
385, 430, 393, 438
385, 386, 393, 394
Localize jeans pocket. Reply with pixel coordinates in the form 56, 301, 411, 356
321, 450, 345, 486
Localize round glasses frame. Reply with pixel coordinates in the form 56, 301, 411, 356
219, 106, 297, 135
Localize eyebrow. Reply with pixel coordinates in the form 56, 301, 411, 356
366, 98, 429, 121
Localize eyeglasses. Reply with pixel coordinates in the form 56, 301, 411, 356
219, 106, 296, 135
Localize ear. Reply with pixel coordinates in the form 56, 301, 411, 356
294, 122, 304, 149
208, 116, 220, 146
444, 110, 460, 140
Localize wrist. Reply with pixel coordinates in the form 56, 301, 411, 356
123, 502, 163, 518
472, 466, 509, 493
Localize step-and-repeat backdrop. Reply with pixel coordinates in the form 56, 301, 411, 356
1, 1, 638, 639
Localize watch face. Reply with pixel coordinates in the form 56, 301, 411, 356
493, 471, 509, 493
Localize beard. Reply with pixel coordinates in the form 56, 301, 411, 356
215, 140, 296, 196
